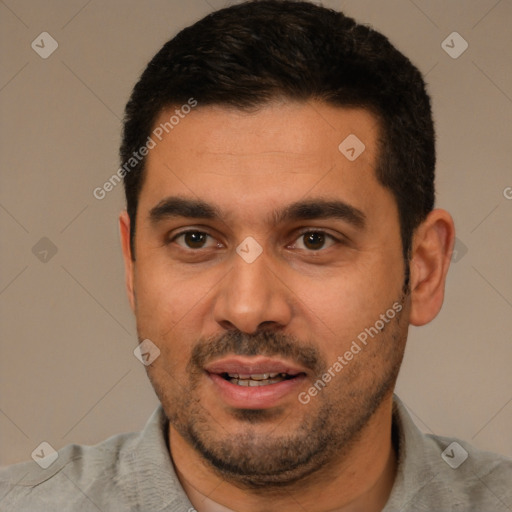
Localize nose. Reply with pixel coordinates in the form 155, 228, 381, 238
212, 248, 294, 334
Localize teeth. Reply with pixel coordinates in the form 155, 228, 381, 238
227, 372, 284, 380
223, 370, 296, 387
250, 373, 269, 380
228, 376, 287, 386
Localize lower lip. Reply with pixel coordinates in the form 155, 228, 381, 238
207, 372, 306, 409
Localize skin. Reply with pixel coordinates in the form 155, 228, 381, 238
120, 100, 455, 512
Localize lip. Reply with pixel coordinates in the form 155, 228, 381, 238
204, 356, 306, 376
205, 356, 308, 409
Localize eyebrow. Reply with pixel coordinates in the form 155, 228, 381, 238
149, 196, 366, 229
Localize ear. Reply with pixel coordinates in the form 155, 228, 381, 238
409, 209, 455, 326
119, 211, 136, 312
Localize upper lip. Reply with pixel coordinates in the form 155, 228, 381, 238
204, 356, 307, 376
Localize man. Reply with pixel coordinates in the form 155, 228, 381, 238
1, 1, 510, 510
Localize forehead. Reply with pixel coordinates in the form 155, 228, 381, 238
139, 101, 387, 224
149, 100, 379, 160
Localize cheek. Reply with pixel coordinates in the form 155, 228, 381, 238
289, 259, 404, 353
132, 259, 223, 351
134, 257, 196, 313
134, 270, 196, 384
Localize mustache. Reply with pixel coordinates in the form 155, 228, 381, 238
188, 330, 325, 375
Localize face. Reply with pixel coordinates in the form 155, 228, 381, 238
123, 101, 410, 487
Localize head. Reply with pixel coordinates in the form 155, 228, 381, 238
119, 0, 454, 488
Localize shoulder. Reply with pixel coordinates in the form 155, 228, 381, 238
425, 432, 512, 508
0, 431, 140, 511
1, 406, 192, 511
385, 395, 512, 511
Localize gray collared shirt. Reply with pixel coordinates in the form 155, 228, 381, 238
1, 395, 511, 511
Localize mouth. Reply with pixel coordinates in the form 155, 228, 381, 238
204, 356, 307, 409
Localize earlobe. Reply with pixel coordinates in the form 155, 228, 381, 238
119, 211, 136, 312
408, 209, 455, 326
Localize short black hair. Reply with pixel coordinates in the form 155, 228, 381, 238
121, 0, 435, 261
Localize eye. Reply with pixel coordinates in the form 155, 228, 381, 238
171, 230, 220, 250
169, 229, 341, 252
291, 230, 338, 251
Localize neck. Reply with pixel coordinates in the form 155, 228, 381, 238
170, 396, 397, 512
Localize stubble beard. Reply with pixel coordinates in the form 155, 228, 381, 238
146, 296, 408, 489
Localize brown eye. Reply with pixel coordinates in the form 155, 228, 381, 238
184, 232, 208, 248
303, 232, 326, 250
172, 231, 217, 249
293, 231, 337, 251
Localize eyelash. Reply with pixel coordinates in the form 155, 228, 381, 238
168, 229, 342, 251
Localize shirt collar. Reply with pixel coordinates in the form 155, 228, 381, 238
383, 394, 438, 511
129, 406, 193, 511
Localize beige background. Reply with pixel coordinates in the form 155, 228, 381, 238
0, 0, 511, 466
